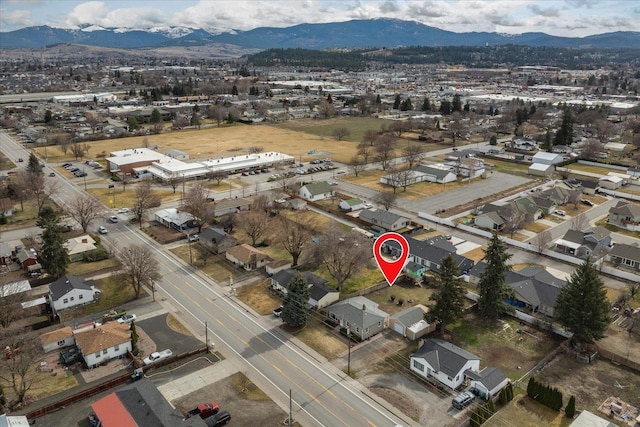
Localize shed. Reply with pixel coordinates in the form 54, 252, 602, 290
531, 152, 564, 165
467, 367, 509, 399
389, 305, 434, 340
528, 163, 554, 177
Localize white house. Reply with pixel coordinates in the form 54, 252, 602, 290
39, 326, 75, 353
74, 322, 132, 368
64, 235, 97, 262
49, 275, 96, 312
339, 198, 366, 211
410, 339, 480, 390
298, 181, 334, 201
225, 244, 273, 271
467, 367, 509, 400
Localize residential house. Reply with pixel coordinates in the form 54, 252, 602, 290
0, 197, 14, 217
474, 211, 506, 231
608, 243, 640, 271
510, 137, 538, 151
578, 179, 600, 195
383, 235, 474, 275
554, 227, 612, 259
339, 198, 366, 211
467, 367, 509, 400
445, 157, 485, 179
265, 259, 292, 276
410, 339, 481, 390
91, 378, 207, 427
531, 196, 557, 215
359, 209, 411, 232
64, 235, 97, 262
608, 200, 640, 231
16, 248, 39, 271
534, 186, 571, 206
326, 296, 389, 340
154, 208, 197, 231
298, 181, 334, 202
49, 275, 96, 312
513, 197, 543, 221
412, 164, 457, 184
198, 227, 238, 254
0, 415, 30, 427
270, 269, 339, 309
225, 244, 273, 271
389, 305, 434, 340
404, 261, 426, 280
74, 321, 131, 368
212, 197, 251, 217
470, 264, 567, 317
531, 152, 564, 165
39, 326, 75, 353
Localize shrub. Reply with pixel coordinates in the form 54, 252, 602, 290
84, 248, 109, 262
565, 395, 576, 418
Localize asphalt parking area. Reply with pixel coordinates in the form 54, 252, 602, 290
137, 313, 203, 355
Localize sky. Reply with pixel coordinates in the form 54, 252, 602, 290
1, 0, 639, 37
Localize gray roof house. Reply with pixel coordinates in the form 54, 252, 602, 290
359, 209, 411, 231
467, 367, 509, 399
474, 210, 506, 231
49, 275, 96, 312
554, 227, 612, 259
270, 269, 339, 308
608, 243, 640, 272
383, 235, 474, 274
298, 181, 334, 201
505, 266, 567, 317
608, 200, 640, 231
326, 296, 389, 340
389, 305, 435, 340
410, 339, 481, 390
199, 227, 238, 254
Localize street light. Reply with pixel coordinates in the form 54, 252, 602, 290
186, 231, 193, 265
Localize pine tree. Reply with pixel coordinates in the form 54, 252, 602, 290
393, 94, 401, 110
565, 395, 576, 418
498, 387, 508, 405
555, 258, 610, 343
130, 321, 139, 349
505, 382, 514, 402
452, 94, 462, 112
477, 232, 514, 321
281, 273, 310, 328
37, 206, 69, 278
553, 107, 574, 146
27, 152, 42, 175
429, 255, 466, 333
421, 97, 430, 111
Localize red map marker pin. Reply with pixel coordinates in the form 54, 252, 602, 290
373, 232, 410, 287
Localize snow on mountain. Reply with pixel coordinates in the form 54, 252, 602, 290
147, 26, 198, 38
80, 24, 108, 32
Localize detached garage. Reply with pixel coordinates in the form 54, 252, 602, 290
389, 305, 434, 340
528, 163, 554, 177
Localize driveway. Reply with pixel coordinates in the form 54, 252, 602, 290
137, 313, 203, 355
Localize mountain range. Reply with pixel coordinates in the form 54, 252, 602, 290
1, 19, 639, 50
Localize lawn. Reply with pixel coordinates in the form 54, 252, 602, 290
524, 221, 551, 233
366, 281, 434, 316
484, 159, 531, 176
235, 279, 282, 316
566, 163, 622, 176
275, 116, 386, 143
289, 315, 346, 360
58, 274, 141, 322
0, 200, 44, 231
313, 263, 384, 295
86, 185, 178, 210
449, 314, 562, 380
484, 395, 572, 427
169, 245, 241, 283
66, 256, 120, 276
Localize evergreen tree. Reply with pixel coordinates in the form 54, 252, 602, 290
400, 97, 413, 111
555, 258, 610, 343
375, 94, 381, 105
565, 395, 576, 418
439, 100, 452, 115
429, 255, 466, 333
327, 93, 333, 104
498, 387, 508, 405
477, 232, 514, 321
452, 94, 462, 112
231, 85, 238, 95
127, 116, 140, 131
27, 152, 42, 175
150, 108, 162, 124
130, 321, 139, 348
543, 128, 553, 152
489, 135, 497, 146
37, 206, 69, 278
281, 273, 310, 328
421, 97, 430, 111
393, 94, 401, 110
505, 383, 514, 402
44, 109, 53, 123
553, 107, 574, 146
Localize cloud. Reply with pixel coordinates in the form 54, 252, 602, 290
378, 0, 400, 13
529, 4, 561, 17
63, 1, 167, 28
0, 8, 33, 29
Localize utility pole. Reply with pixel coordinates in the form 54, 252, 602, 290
347, 327, 351, 376
288, 389, 292, 427
205, 320, 208, 350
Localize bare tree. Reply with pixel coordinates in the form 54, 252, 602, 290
209, 170, 229, 185
119, 245, 160, 299
239, 210, 269, 247
219, 213, 237, 233
173, 114, 189, 129
385, 167, 403, 193
348, 155, 366, 177
181, 181, 213, 233
247, 146, 264, 154
403, 143, 422, 168
132, 181, 161, 229
375, 191, 398, 211
0, 280, 28, 328
397, 167, 415, 192
312, 228, 373, 291
504, 206, 527, 238
374, 135, 395, 170
532, 229, 553, 253
277, 216, 314, 266
332, 127, 351, 141
85, 112, 104, 134
65, 194, 105, 233
28, 171, 58, 215
571, 213, 589, 231
568, 189, 583, 209
120, 174, 132, 192
70, 141, 87, 160
362, 129, 378, 146
57, 134, 70, 155
317, 101, 335, 119
208, 105, 225, 127
194, 241, 214, 265
168, 176, 181, 194
0, 327, 43, 405
580, 139, 604, 161
10, 171, 31, 211
356, 141, 373, 163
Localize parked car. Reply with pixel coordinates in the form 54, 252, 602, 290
62, 162, 72, 167
17, 158, 23, 162
363, 202, 373, 209
117, 208, 129, 214
581, 199, 594, 206
188, 234, 199, 242
452, 391, 475, 410
185, 402, 220, 419
109, 216, 118, 223
205, 411, 231, 427
273, 306, 283, 317
49, 172, 56, 177
143, 349, 173, 365
554, 210, 566, 216
117, 314, 137, 324
98, 226, 108, 234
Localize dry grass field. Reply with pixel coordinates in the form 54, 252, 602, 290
34, 123, 362, 164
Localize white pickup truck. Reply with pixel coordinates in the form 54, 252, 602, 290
143, 349, 173, 365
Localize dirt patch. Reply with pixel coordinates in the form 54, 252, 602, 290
370, 386, 421, 421
172, 372, 287, 426
235, 279, 281, 315
535, 352, 640, 412
144, 223, 184, 244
